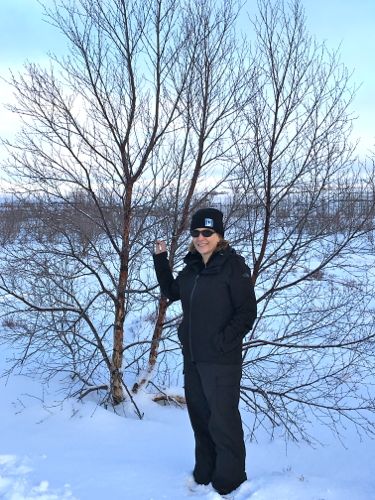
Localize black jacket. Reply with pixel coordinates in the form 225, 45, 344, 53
153, 246, 257, 364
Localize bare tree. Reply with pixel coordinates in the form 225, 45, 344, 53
0, 0, 204, 406
0, 0, 254, 407
228, 0, 375, 440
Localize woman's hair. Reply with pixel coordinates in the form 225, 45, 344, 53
188, 236, 229, 254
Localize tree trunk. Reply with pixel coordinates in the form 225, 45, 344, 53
132, 296, 168, 393
111, 183, 133, 405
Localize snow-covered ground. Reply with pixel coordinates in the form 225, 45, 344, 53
1, 344, 375, 500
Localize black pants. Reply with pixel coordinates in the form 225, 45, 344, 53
184, 361, 247, 495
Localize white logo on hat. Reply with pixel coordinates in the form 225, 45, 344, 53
205, 218, 214, 227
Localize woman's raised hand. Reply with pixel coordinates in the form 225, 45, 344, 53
154, 240, 167, 254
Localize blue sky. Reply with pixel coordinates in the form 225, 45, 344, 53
303, 0, 375, 155
1, 0, 374, 155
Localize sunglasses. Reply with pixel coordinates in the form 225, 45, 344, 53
190, 229, 216, 238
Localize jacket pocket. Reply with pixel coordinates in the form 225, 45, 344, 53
212, 332, 224, 353
218, 332, 242, 354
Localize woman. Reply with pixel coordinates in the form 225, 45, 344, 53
153, 207, 257, 497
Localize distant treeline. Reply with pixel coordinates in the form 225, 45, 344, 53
1, 185, 375, 245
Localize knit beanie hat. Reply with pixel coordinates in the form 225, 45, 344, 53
190, 208, 224, 236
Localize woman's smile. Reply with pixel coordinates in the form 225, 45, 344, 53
192, 228, 220, 262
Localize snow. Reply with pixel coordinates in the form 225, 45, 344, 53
1, 345, 375, 500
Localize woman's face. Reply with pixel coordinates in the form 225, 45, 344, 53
191, 228, 221, 260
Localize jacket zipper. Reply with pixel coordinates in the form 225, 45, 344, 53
188, 274, 199, 362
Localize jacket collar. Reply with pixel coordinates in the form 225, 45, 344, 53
184, 245, 235, 273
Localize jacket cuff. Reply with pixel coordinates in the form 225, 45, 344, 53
153, 251, 168, 263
